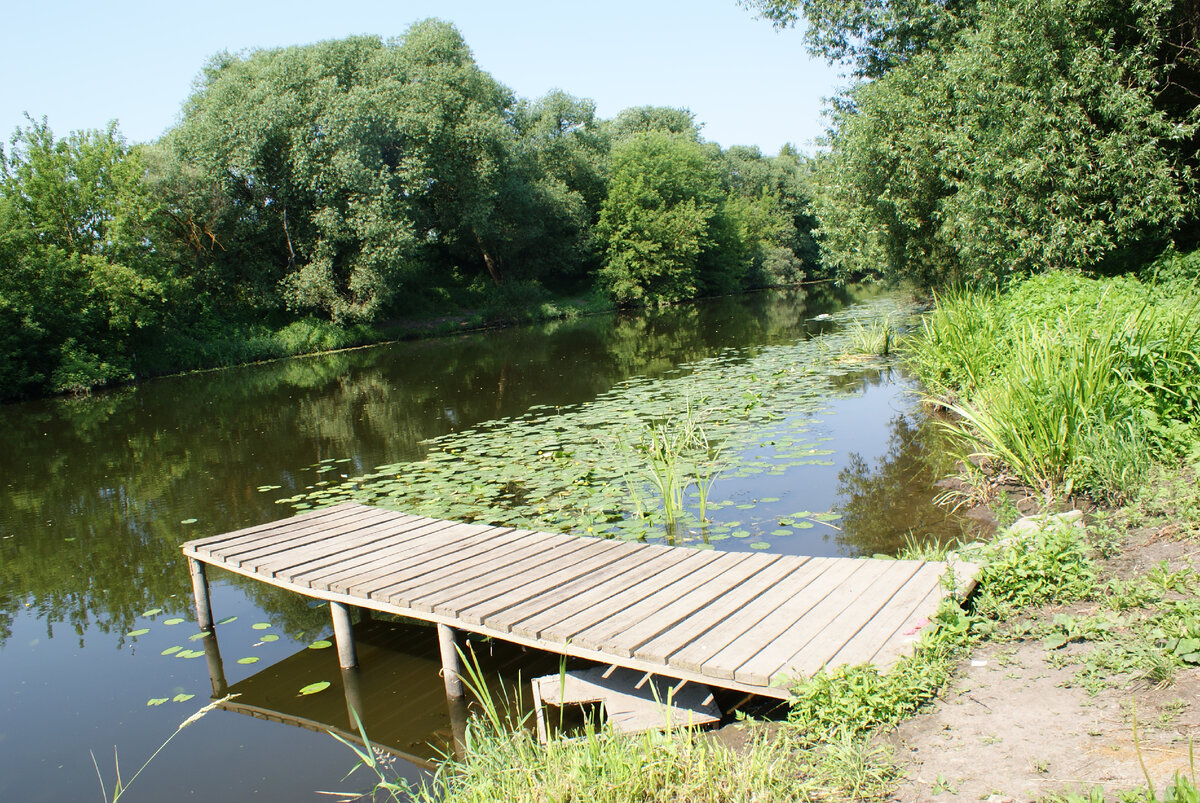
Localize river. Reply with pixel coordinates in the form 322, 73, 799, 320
0, 286, 977, 801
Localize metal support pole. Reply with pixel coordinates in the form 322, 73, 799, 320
437, 623, 464, 700
188, 558, 214, 631
330, 601, 358, 669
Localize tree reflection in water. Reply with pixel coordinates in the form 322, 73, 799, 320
833, 412, 986, 557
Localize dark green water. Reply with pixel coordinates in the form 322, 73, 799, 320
0, 287, 977, 801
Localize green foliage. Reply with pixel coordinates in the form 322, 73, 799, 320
905, 272, 1200, 500
597, 133, 725, 305
0, 119, 171, 398
791, 0, 1199, 287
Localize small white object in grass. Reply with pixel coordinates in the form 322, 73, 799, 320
970, 659, 988, 667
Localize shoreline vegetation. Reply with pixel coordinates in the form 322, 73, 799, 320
326, 268, 1200, 803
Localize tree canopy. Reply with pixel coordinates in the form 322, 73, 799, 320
747, 0, 1200, 286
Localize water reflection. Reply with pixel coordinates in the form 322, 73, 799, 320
0, 287, 851, 650
833, 411, 986, 556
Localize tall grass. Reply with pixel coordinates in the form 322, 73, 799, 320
905, 272, 1200, 502
329, 646, 896, 803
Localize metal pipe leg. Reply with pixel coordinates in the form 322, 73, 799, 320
188, 558, 214, 631
330, 601, 358, 669
437, 623, 464, 700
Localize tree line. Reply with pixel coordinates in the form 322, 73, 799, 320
0, 19, 819, 401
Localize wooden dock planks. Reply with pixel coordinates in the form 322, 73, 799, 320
183, 502, 978, 699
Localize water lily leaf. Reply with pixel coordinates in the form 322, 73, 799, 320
180, 518, 198, 525
188, 631, 208, 641
142, 608, 163, 617
163, 617, 185, 626
759, 497, 781, 503
749, 542, 771, 550
216, 615, 238, 625
771, 529, 792, 536
126, 628, 150, 637
161, 645, 182, 656
308, 640, 333, 650
237, 656, 260, 665
175, 649, 204, 659
259, 634, 279, 642
298, 681, 332, 696
251, 622, 272, 630
173, 693, 196, 703
147, 697, 169, 706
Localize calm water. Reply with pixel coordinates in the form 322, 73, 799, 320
0, 287, 977, 801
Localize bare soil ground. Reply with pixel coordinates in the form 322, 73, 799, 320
885, 524, 1200, 802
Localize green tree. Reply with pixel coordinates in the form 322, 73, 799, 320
0, 119, 169, 398
795, 0, 1199, 285
596, 132, 725, 304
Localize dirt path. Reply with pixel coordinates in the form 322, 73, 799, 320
886, 525, 1200, 801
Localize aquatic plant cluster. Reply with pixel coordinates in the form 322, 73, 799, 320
274, 298, 909, 549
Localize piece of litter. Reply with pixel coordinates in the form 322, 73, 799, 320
970, 659, 988, 667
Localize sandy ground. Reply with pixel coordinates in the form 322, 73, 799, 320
885, 527, 1200, 801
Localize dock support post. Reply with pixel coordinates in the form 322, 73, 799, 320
330, 602, 358, 669
437, 623, 464, 700
188, 558, 214, 631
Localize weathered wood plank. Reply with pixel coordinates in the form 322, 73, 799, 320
768, 559, 926, 680
403, 534, 603, 613
733, 559, 899, 686
305, 519, 466, 591
217, 506, 401, 565
533, 550, 723, 645
249, 514, 427, 577
633, 554, 809, 665
669, 556, 837, 675
183, 503, 362, 551
866, 583, 945, 670
575, 552, 756, 654
369, 527, 548, 603
825, 562, 946, 668
440, 539, 643, 624
609, 553, 780, 659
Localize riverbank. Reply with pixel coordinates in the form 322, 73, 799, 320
342, 269, 1200, 802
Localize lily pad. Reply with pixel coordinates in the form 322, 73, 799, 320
142, 608, 163, 617
237, 656, 260, 665
163, 617, 185, 626
749, 542, 771, 550
251, 622, 272, 630
161, 645, 182, 656
216, 615, 238, 625
259, 634, 279, 642
172, 693, 195, 703
147, 697, 169, 706
126, 628, 150, 637
298, 681, 332, 696
308, 640, 333, 650
180, 518, 198, 525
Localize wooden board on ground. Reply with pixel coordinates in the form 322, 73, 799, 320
531, 666, 721, 743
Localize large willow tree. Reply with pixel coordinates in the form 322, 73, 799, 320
166, 21, 517, 321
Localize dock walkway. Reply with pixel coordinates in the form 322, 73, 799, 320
182, 502, 977, 700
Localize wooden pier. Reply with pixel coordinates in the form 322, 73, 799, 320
182, 503, 978, 701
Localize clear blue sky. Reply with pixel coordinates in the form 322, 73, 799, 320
1, 0, 843, 154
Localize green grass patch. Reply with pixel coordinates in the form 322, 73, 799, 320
904, 270, 1200, 502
